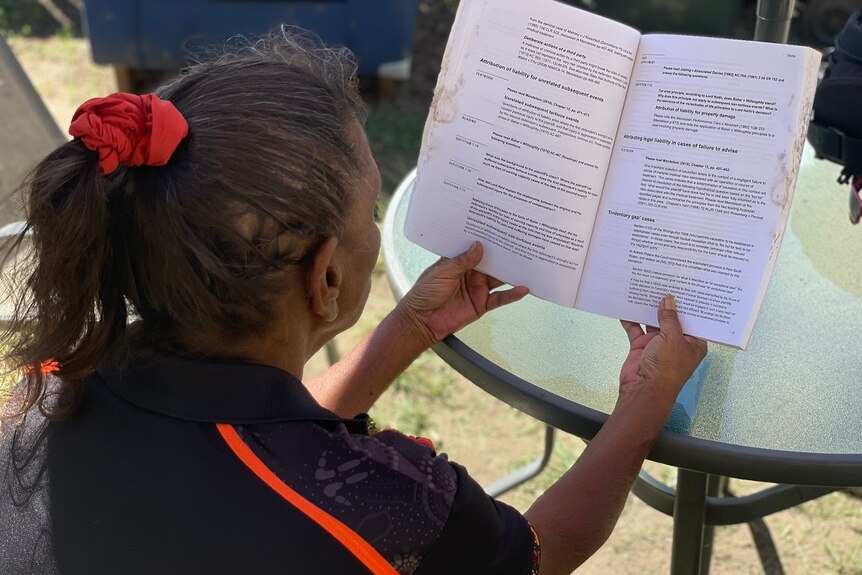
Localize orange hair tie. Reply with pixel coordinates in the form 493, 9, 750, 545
69, 92, 189, 175
23, 360, 59, 376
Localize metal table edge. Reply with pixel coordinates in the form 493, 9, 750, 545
381, 169, 862, 487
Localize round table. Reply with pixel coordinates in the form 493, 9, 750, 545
382, 145, 862, 574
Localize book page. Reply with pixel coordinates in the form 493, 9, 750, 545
576, 35, 820, 347
405, 0, 640, 305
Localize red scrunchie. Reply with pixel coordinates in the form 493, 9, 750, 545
68, 93, 189, 175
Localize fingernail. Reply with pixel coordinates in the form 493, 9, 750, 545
469, 241, 480, 253
663, 294, 676, 311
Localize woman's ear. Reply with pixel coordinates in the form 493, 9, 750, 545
306, 236, 342, 322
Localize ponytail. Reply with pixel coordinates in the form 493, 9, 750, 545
2, 140, 127, 419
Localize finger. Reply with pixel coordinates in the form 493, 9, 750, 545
686, 336, 709, 356
487, 286, 529, 311
416, 257, 446, 280
466, 271, 503, 291
447, 241, 483, 272
486, 277, 504, 290
657, 294, 684, 338
645, 325, 660, 333
620, 319, 645, 344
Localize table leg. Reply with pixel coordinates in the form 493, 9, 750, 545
634, 469, 838, 573
699, 475, 727, 575
484, 425, 555, 497
671, 469, 708, 575
325, 341, 340, 365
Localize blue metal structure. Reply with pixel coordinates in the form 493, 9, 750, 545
81, 1, 418, 77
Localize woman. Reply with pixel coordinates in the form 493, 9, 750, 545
0, 28, 706, 575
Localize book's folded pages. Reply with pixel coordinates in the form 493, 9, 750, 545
405, 0, 821, 349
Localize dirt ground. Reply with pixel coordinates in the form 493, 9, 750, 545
7, 35, 862, 575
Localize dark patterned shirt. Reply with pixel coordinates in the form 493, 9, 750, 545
0, 355, 540, 574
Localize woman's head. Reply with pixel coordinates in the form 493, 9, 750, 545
3, 27, 375, 416
304, 120, 382, 345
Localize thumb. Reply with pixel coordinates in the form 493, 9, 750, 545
448, 241, 483, 272
657, 294, 684, 338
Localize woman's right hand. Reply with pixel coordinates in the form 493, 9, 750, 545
525, 294, 707, 574
618, 294, 707, 409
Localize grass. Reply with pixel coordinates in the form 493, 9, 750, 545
825, 541, 862, 575
369, 351, 455, 437
365, 103, 426, 201
0, 370, 13, 406
0, 347, 21, 418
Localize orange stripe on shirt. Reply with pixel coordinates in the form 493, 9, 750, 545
215, 423, 398, 575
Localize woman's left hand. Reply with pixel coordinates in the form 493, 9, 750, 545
395, 241, 529, 346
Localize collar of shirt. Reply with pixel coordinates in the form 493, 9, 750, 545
96, 354, 367, 430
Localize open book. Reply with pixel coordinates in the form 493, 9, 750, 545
404, 0, 821, 349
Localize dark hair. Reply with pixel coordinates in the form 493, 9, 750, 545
1, 27, 367, 418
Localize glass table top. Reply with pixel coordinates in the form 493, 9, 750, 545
383, 146, 862, 460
